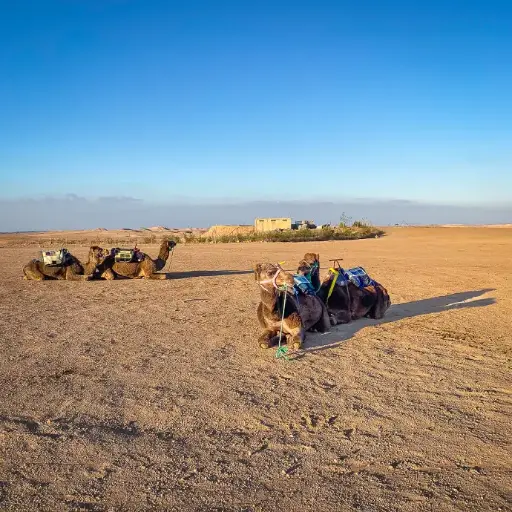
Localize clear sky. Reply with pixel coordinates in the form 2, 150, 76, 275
1, 0, 511, 214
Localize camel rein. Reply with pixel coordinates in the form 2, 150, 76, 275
257, 267, 293, 361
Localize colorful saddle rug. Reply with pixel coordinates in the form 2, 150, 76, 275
343, 267, 376, 288
326, 266, 377, 304
293, 274, 317, 296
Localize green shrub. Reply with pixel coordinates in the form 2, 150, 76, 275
190, 225, 385, 243
352, 218, 372, 228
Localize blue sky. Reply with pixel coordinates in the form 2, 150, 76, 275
1, 0, 511, 220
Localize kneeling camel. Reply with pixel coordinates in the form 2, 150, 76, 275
254, 262, 331, 349
23, 246, 106, 281
296, 253, 391, 325
99, 240, 176, 280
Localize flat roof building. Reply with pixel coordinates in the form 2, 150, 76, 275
254, 217, 292, 232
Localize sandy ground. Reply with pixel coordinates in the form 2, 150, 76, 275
0, 227, 510, 511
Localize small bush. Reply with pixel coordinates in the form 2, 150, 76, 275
352, 219, 372, 228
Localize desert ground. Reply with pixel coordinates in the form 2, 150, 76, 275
0, 227, 510, 511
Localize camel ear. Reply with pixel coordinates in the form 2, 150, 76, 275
316, 253, 320, 261
254, 263, 262, 280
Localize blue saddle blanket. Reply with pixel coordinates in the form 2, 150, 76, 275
335, 267, 376, 289
293, 274, 317, 295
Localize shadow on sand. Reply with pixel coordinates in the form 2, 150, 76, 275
299, 289, 496, 356
165, 269, 253, 280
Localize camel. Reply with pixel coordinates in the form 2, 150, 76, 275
316, 266, 391, 324
296, 252, 321, 291
297, 253, 391, 325
99, 240, 177, 280
23, 246, 107, 281
254, 262, 331, 350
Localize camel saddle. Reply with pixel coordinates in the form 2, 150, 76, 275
40, 249, 72, 266
293, 274, 317, 295
111, 247, 144, 263
332, 266, 376, 289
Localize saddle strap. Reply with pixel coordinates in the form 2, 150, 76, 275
326, 268, 339, 305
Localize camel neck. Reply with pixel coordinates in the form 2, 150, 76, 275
154, 243, 170, 271
82, 253, 99, 275
259, 285, 278, 310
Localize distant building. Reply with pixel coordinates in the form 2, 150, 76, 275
254, 217, 292, 232
292, 219, 317, 230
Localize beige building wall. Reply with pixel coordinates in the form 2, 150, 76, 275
254, 217, 292, 232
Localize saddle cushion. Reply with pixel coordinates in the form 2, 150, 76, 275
40, 249, 71, 266
331, 267, 377, 288
112, 248, 145, 263
344, 267, 376, 288
293, 274, 317, 295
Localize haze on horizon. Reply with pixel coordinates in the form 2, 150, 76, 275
0, 195, 511, 232
1, 1, 511, 231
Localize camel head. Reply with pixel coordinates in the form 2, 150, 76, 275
166, 240, 177, 250
88, 246, 108, 263
254, 263, 295, 290
297, 253, 320, 277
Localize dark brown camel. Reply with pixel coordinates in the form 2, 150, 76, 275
317, 268, 391, 324
254, 263, 331, 350
23, 246, 107, 281
297, 253, 391, 325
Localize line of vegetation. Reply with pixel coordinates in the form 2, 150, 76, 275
182, 223, 384, 244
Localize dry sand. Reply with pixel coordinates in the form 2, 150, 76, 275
0, 227, 510, 511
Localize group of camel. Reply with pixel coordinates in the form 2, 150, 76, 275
254, 253, 391, 350
22, 240, 176, 281
23, 242, 390, 352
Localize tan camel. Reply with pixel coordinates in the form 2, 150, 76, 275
254, 262, 331, 349
23, 246, 107, 281
99, 240, 176, 280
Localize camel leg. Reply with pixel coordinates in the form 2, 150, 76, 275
23, 264, 45, 281
286, 328, 305, 350
313, 303, 331, 333
147, 273, 168, 280
330, 309, 351, 325
65, 268, 88, 281
101, 269, 116, 280
259, 329, 278, 349
283, 314, 304, 349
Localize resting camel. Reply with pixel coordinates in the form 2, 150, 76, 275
297, 253, 391, 325
23, 246, 107, 281
99, 240, 176, 280
297, 252, 321, 291
254, 262, 331, 349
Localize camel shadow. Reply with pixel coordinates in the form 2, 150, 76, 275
301, 289, 496, 355
165, 269, 253, 280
